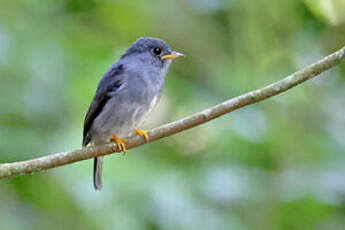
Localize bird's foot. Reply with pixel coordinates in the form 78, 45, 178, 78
135, 129, 149, 143
110, 134, 127, 154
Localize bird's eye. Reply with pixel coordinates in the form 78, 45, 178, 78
153, 47, 162, 56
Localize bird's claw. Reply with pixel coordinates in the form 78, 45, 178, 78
110, 134, 127, 154
135, 129, 149, 143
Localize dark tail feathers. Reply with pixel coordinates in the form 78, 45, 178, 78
93, 156, 104, 190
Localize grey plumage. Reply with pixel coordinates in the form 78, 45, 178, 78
82, 37, 183, 190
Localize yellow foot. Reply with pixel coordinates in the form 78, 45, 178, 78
110, 134, 127, 153
135, 129, 149, 143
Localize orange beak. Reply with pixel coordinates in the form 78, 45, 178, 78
161, 51, 184, 60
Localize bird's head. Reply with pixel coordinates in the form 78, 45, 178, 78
121, 37, 184, 74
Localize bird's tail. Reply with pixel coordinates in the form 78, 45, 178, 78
93, 156, 104, 190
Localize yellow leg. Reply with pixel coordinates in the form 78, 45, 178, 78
135, 129, 149, 143
110, 134, 127, 152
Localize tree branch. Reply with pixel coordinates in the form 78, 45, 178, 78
1, 46, 344, 179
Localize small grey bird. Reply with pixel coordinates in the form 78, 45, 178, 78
82, 37, 183, 190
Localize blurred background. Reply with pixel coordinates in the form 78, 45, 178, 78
1, 0, 345, 229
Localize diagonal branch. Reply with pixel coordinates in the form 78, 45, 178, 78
1, 46, 344, 179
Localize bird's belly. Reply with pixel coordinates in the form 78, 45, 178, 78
90, 96, 157, 144
107, 104, 148, 135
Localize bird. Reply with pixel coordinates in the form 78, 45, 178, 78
82, 37, 183, 190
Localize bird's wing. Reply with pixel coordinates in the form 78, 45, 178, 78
82, 64, 126, 146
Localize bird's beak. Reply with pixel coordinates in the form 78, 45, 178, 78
161, 51, 184, 60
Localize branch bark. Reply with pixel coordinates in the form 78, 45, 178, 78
1, 46, 344, 179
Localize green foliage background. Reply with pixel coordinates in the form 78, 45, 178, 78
0, 0, 345, 229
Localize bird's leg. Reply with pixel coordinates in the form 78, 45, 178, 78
135, 129, 149, 143
110, 134, 127, 153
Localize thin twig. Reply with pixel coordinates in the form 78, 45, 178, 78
0, 46, 344, 179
